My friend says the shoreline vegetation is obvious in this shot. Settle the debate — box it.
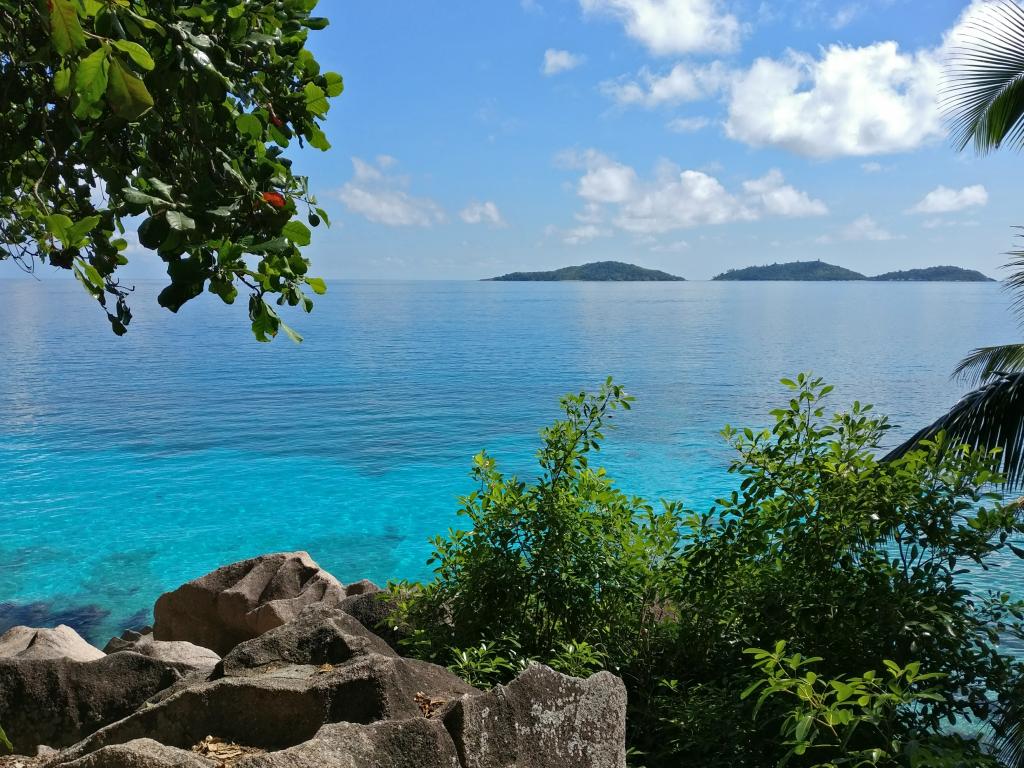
[485,260,995,282]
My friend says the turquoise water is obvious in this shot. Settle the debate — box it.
[0,278,1020,644]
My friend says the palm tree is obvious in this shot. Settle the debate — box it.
[885,5,1024,761]
[884,0,1024,491]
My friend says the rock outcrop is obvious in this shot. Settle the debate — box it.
[0,653,183,753]
[0,625,105,662]
[103,633,220,676]
[152,552,359,656]
[5,554,628,768]
[444,664,627,768]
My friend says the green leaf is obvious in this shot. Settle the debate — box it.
[323,72,344,97]
[65,215,101,245]
[106,56,154,121]
[282,220,312,246]
[235,113,262,139]
[48,0,86,55]
[44,213,73,242]
[281,321,303,343]
[0,721,11,753]
[227,3,246,18]
[112,40,154,71]
[54,67,71,97]
[306,276,327,295]
[303,83,329,117]
[74,47,109,106]
[165,211,196,231]
[137,215,170,248]
[308,126,330,151]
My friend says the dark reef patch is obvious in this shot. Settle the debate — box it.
[0,601,111,640]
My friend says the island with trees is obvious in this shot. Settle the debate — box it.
[713,260,994,281]
[487,261,685,281]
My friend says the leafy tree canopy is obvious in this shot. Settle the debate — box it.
[0,0,341,340]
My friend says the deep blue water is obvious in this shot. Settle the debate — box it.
[0,278,1020,644]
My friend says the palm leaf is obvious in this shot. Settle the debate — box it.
[953,343,1024,382]
[943,0,1024,153]
[882,373,1024,488]
[0,722,10,754]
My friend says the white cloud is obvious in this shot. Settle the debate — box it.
[861,162,884,173]
[522,0,543,11]
[563,224,611,245]
[559,150,827,236]
[649,239,690,252]
[841,215,895,241]
[337,157,445,227]
[601,62,729,107]
[580,0,741,55]
[667,116,712,132]
[742,169,829,217]
[908,184,988,214]
[562,149,640,204]
[543,49,585,75]
[460,201,506,227]
[724,42,943,157]
[830,4,861,29]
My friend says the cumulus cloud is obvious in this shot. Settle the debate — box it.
[460,201,506,226]
[742,169,829,217]
[601,62,729,107]
[580,0,741,55]
[667,116,712,132]
[559,150,827,237]
[543,49,585,75]
[724,41,943,158]
[908,184,988,214]
[841,215,895,241]
[337,157,445,227]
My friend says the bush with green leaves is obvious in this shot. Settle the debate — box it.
[397,375,1024,768]
[655,374,1024,766]
[0,0,340,339]
[390,378,685,692]
[741,642,998,768]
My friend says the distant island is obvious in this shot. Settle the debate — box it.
[713,260,994,282]
[487,261,685,282]
[868,266,995,282]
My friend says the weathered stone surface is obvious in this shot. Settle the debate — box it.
[0,626,104,662]
[336,592,403,651]
[56,740,216,768]
[153,553,351,656]
[0,653,182,754]
[444,664,627,768]
[236,719,460,768]
[59,653,477,761]
[219,605,395,677]
[102,634,220,676]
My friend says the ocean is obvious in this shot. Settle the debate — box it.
[0,277,1019,644]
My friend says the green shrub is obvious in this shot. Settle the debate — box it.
[396,375,1024,767]
[390,378,685,690]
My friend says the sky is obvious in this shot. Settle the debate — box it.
[281,0,1020,280]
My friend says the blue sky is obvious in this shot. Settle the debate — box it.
[283,0,1020,280]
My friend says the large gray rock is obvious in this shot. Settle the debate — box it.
[236,720,461,768]
[59,653,477,761]
[0,625,105,662]
[103,634,220,676]
[153,552,356,656]
[336,591,403,651]
[56,739,216,768]
[0,653,182,754]
[444,664,627,768]
[219,605,395,677]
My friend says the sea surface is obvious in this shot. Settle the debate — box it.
[0,278,1021,644]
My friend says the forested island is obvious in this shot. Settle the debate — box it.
[487,261,685,281]
[713,260,994,281]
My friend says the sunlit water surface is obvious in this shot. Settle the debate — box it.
[1,278,1020,644]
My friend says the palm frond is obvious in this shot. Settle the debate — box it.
[943,0,1024,153]
[953,343,1024,382]
[882,373,1024,489]
[1004,233,1024,325]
